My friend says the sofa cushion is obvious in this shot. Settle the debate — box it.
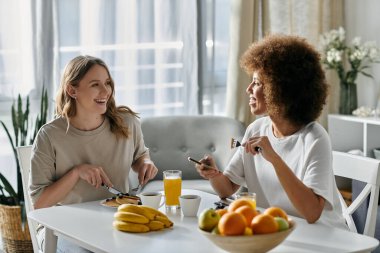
[141,115,245,180]
[129,115,245,196]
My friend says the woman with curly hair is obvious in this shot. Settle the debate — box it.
[30,55,158,251]
[196,34,348,229]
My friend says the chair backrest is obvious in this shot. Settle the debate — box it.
[16,145,40,253]
[136,115,245,183]
[333,151,380,237]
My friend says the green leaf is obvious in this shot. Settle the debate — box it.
[0,173,18,203]
[361,72,374,78]
[0,120,17,159]
[11,104,19,146]
[30,86,49,144]
[1,88,50,205]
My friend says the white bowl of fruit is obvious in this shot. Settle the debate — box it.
[198,198,295,253]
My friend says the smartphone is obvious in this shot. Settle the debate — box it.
[187,157,214,170]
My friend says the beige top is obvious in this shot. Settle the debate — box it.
[29,113,148,205]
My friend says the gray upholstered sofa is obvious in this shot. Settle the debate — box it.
[129,115,245,194]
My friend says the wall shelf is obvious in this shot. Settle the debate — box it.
[328,114,380,193]
[328,114,380,158]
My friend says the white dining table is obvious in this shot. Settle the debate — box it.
[28,189,379,253]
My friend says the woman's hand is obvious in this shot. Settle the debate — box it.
[137,159,158,185]
[244,136,280,164]
[74,164,113,188]
[195,155,221,179]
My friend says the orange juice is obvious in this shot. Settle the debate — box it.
[164,177,182,206]
[163,170,182,208]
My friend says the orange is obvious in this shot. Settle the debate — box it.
[264,206,288,221]
[228,199,255,212]
[250,214,278,234]
[218,212,247,236]
[215,209,228,217]
[235,205,259,225]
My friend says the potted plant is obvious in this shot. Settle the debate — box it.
[320,27,380,115]
[0,87,48,253]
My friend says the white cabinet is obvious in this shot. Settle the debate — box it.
[328,114,380,158]
[328,114,380,196]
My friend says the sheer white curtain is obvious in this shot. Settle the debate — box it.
[226,0,263,126]
[226,0,344,127]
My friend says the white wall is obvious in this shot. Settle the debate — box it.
[345,0,380,108]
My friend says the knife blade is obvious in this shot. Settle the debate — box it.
[102,183,126,195]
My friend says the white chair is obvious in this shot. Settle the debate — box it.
[16,145,41,253]
[333,151,380,237]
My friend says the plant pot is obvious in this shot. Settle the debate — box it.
[0,204,33,253]
[339,81,357,115]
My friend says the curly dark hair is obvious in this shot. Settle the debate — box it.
[240,34,328,126]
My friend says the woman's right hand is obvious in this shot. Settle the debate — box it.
[195,155,221,179]
[74,164,113,188]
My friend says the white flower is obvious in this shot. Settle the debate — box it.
[349,48,365,61]
[327,48,342,63]
[338,27,345,42]
[363,41,380,61]
[353,106,372,117]
[369,47,380,61]
[351,37,361,47]
[320,27,380,81]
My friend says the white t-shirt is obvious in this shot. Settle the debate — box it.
[224,116,348,230]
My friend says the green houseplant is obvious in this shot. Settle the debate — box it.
[0,87,48,252]
[0,87,48,205]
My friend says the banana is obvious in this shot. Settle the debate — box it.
[139,205,168,218]
[117,204,155,220]
[147,220,165,231]
[154,215,173,228]
[113,220,150,233]
[114,211,149,224]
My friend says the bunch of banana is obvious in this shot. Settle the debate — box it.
[113,204,174,233]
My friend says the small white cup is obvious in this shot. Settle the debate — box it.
[179,195,201,217]
[140,192,165,209]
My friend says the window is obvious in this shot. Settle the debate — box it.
[55,0,230,117]
[0,0,230,189]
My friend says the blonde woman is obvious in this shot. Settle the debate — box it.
[29,55,158,251]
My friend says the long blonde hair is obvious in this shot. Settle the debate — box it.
[55,55,138,138]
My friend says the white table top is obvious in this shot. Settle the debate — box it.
[28,189,379,253]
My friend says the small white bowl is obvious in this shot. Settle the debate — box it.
[199,220,295,253]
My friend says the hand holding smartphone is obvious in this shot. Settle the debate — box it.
[187,157,214,170]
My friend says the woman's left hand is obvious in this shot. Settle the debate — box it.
[244,136,280,163]
[137,159,158,185]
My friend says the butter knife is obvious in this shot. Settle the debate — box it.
[101,183,125,195]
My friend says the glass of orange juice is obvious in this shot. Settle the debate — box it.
[235,192,256,210]
[163,170,182,209]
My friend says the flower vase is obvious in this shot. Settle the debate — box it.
[339,81,357,115]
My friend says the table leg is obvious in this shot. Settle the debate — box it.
[44,228,57,253]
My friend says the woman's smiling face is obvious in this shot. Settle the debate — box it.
[246,72,266,115]
[73,64,112,116]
